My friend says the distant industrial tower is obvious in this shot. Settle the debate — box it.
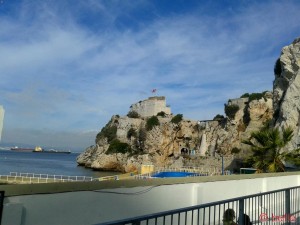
[0,106,4,142]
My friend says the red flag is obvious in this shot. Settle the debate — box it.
[152,89,157,93]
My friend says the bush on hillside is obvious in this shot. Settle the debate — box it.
[146,116,160,131]
[157,111,166,117]
[106,139,132,154]
[241,92,268,102]
[127,111,140,118]
[240,93,250,98]
[171,114,183,124]
[96,121,117,144]
[213,114,225,121]
[231,147,241,154]
[224,104,239,119]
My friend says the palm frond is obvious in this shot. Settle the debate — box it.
[244,127,294,173]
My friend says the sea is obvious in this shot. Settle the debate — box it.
[0,150,119,178]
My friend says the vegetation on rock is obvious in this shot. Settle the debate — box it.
[231,147,241,154]
[240,92,268,102]
[146,116,160,131]
[224,104,239,119]
[171,114,183,124]
[96,121,117,144]
[242,127,296,172]
[137,128,147,150]
[213,114,225,121]
[285,149,300,167]
[157,111,166,117]
[127,111,140,118]
[106,139,132,154]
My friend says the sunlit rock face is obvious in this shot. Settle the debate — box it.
[273,38,300,150]
[77,93,273,172]
[78,38,300,172]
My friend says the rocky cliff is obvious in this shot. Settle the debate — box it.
[77,92,273,172]
[273,38,300,151]
[78,38,300,173]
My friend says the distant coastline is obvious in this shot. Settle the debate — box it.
[10,146,71,154]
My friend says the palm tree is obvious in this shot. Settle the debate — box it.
[242,127,293,172]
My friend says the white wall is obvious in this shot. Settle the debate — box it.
[2,174,300,225]
[130,97,171,117]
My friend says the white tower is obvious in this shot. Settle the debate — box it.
[0,106,4,142]
[199,133,207,156]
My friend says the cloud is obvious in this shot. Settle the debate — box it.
[1,0,300,149]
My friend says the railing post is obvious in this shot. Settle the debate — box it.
[239,199,245,225]
[221,156,224,175]
[285,189,291,225]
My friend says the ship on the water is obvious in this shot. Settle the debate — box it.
[11,146,71,154]
[33,146,71,154]
[10,146,35,152]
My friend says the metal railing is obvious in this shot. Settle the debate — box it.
[0,191,3,224]
[0,172,96,183]
[0,172,138,183]
[10,172,95,181]
[96,186,300,225]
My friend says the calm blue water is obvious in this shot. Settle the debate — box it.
[152,171,200,178]
[0,150,119,178]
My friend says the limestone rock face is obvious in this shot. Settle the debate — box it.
[77,94,273,172]
[77,38,300,172]
[273,38,300,150]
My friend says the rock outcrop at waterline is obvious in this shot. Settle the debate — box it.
[77,93,273,172]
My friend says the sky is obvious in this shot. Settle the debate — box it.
[0,0,300,152]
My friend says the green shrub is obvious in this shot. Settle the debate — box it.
[96,122,117,143]
[127,111,140,118]
[248,93,264,102]
[127,128,137,139]
[240,93,250,98]
[157,111,166,117]
[171,114,183,124]
[231,147,241,154]
[106,139,132,154]
[274,58,281,76]
[146,116,160,131]
[213,114,225,121]
[224,104,239,119]
[241,92,266,102]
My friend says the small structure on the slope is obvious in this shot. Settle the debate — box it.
[129,96,171,117]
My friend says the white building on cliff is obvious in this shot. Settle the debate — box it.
[129,96,171,117]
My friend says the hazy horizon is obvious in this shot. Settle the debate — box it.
[1,0,300,151]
